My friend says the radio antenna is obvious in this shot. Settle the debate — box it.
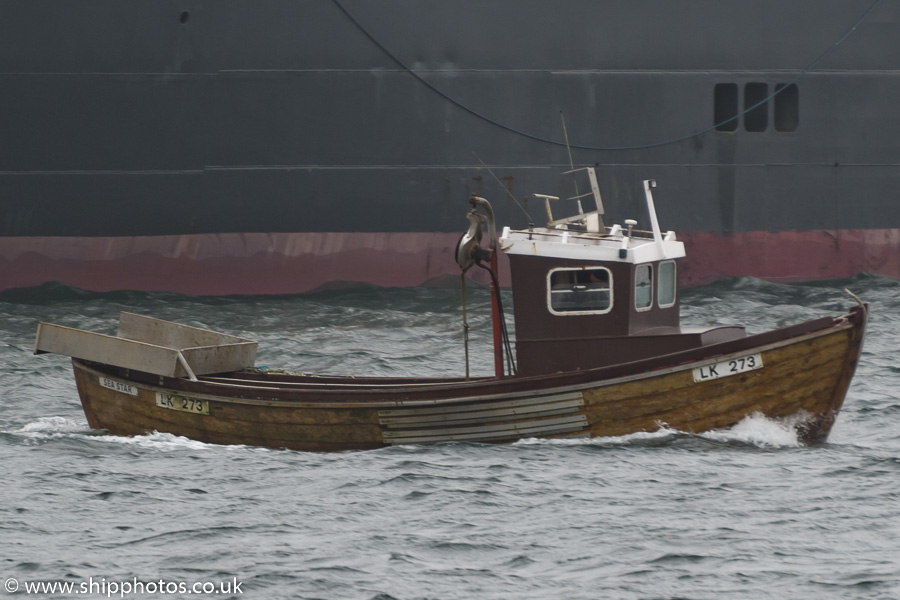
[560,111,584,216]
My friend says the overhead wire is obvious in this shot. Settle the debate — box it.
[331,0,885,151]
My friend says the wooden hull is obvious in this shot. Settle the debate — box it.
[70,306,867,451]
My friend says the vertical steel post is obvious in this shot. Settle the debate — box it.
[490,250,503,377]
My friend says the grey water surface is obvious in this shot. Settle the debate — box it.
[2,276,899,599]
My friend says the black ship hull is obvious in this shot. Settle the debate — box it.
[2,0,898,294]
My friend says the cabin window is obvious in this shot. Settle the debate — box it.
[714,83,739,132]
[774,83,799,132]
[547,267,612,315]
[658,261,676,308]
[744,82,768,132]
[715,82,799,134]
[635,264,653,311]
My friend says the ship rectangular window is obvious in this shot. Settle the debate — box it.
[635,264,653,311]
[744,82,768,132]
[548,268,612,315]
[658,261,676,308]
[774,83,799,132]
[714,83,739,132]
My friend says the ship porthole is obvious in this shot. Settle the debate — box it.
[180,11,190,24]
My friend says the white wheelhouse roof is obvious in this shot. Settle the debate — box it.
[499,227,685,264]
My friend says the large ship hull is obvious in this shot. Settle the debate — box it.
[3,0,899,294]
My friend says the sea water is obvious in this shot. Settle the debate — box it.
[2,276,899,600]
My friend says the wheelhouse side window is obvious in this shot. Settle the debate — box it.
[634,264,653,311]
[658,261,676,308]
[548,268,612,315]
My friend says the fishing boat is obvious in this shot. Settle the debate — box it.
[34,170,868,451]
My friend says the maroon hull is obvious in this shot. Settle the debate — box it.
[3,228,898,295]
[681,229,900,286]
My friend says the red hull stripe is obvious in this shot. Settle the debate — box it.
[2,230,898,295]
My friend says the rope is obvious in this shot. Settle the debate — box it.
[331,0,884,151]
[475,262,517,376]
[461,271,471,381]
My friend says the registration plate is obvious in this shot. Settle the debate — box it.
[692,353,763,383]
[155,392,209,415]
[100,376,138,396]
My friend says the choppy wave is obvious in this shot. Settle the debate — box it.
[3,276,900,599]
[10,416,249,453]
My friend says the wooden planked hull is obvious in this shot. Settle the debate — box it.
[71,305,867,451]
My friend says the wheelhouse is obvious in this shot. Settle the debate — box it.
[499,176,745,376]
